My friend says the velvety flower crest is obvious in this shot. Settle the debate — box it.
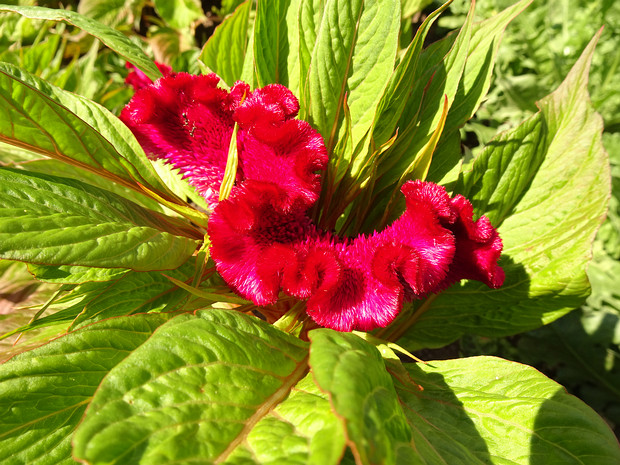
[121,73,326,210]
[121,72,504,332]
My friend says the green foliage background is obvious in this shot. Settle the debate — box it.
[437,0,620,436]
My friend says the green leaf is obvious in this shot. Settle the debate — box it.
[151,159,210,212]
[199,0,251,87]
[216,0,247,17]
[153,0,204,30]
[298,0,325,112]
[309,329,413,465]
[2,257,206,341]
[427,0,533,186]
[0,4,161,80]
[401,0,433,19]
[443,0,532,139]
[0,62,186,207]
[27,264,130,284]
[397,356,620,464]
[359,1,474,231]
[66,267,196,330]
[253,0,301,90]
[370,0,452,148]
[72,309,310,464]
[239,17,256,86]
[384,2,473,173]
[518,304,620,423]
[458,112,548,226]
[7,157,170,214]
[223,373,347,465]
[308,0,400,160]
[0,313,172,465]
[399,32,610,349]
[219,122,240,201]
[0,168,199,271]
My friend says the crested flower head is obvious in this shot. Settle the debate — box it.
[122,72,504,332]
[121,73,327,210]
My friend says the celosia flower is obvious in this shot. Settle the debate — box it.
[121,72,504,332]
[125,62,174,91]
[121,73,326,210]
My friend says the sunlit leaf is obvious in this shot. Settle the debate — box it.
[153,0,204,30]
[199,0,251,86]
[73,310,310,464]
[0,313,172,465]
[309,330,414,465]
[397,356,620,464]
[0,63,184,205]
[0,168,199,271]
[309,0,400,164]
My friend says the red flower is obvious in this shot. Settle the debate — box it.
[121,73,504,332]
[121,73,326,210]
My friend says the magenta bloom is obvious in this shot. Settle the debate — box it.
[121,73,326,210]
[121,72,504,331]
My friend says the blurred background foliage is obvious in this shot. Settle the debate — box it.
[0,0,618,435]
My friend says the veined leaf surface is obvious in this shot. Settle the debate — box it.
[72,310,312,464]
[0,313,172,465]
[0,63,184,204]
[0,169,199,271]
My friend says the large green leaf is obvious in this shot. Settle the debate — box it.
[309,330,414,465]
[308,0,400,159]
[223,373,347,465]
[253,0,301,90]
[0,313,172,465]
[199,0,251,87]
[398,32,609,349]
[72,310,312,464]
[5,157,169,213]
[398,356,620,464]
[0,63,187,206]
[297,0,325,111]
[0,168,199,271]
[0,4,160,80]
